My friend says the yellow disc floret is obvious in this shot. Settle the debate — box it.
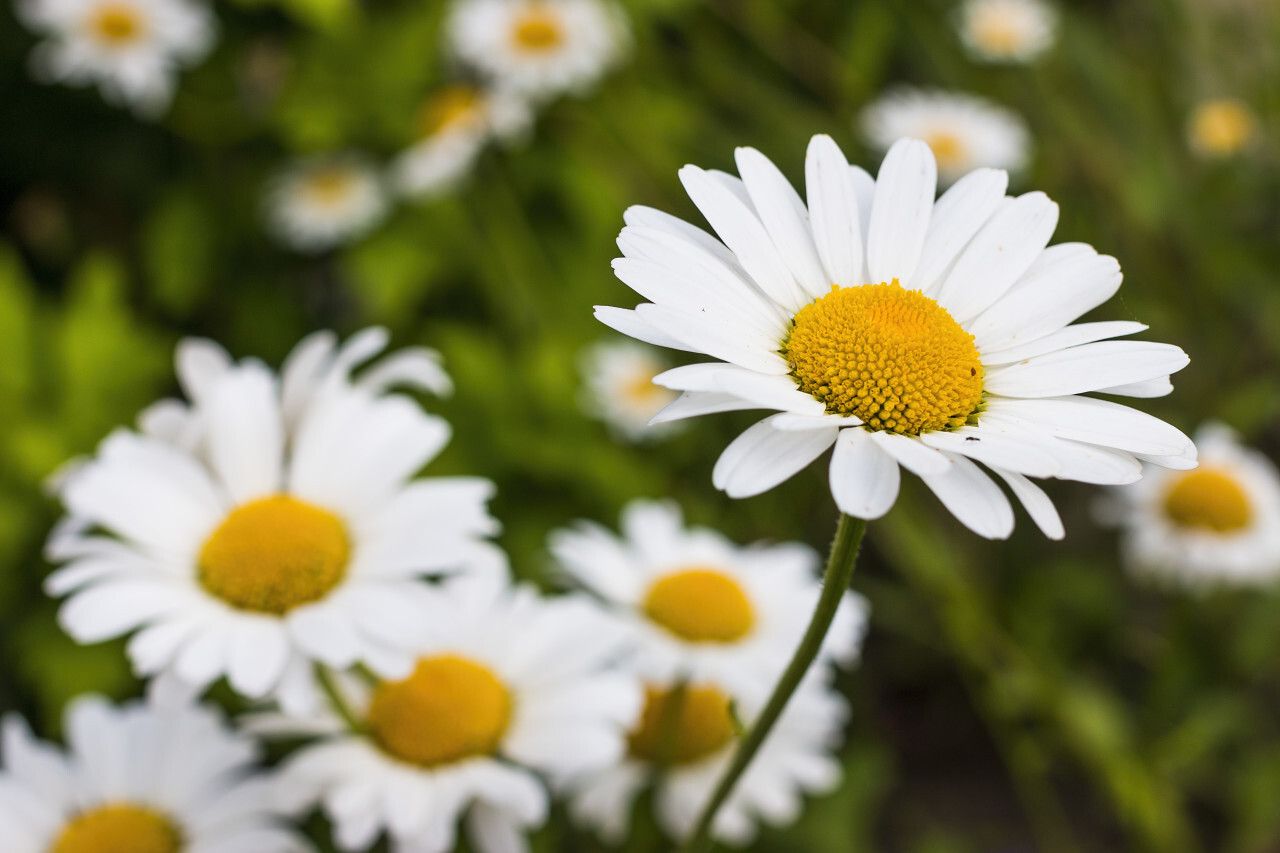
[643,568,754,643]
[199,495,349,614]
[367,655,511,767]
[923,130,968,174]
[52,805,182,853]
[1189,99,1256,158]
[88,3,143,45]
[416,85,483,139]
[784,281,984,435]
[1163,468,1252,532]
[512,6,564,51]
[627,684,736,765]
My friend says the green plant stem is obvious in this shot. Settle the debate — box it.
[315,664,366,734]
[678,513,867,853]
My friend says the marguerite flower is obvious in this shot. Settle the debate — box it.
[956,0,1057,64]
[260,574,641,853]
[266,154,389,253]
[1187,98,1257,158]
[596,135,1195,539]
[17,0,215,115]
[446,0,629,101]
[861,90,1031,184]
[550,498,866,700]
[0,691,304,853]
[46,328,504,712]
[1109,423,1280,586]
[579,340,680,442]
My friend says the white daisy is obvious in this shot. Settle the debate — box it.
[446,0,630,102]
[0,691,304,853]
[579,340,681,442]
[550,498,866,702]
[596,135,1196,540]
[265,154,389,254]
[861,89,1031,184]
[956,0,1057,64]
[1109,423,1280,586]
[1187,98,1257,158]
[17,0,215,115]
[257,574,641,853]
[46,327,504,713]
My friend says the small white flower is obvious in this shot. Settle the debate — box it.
[266,154,390,253]
[0,691,304,853]
[446,0,630,102]
[956,0,1057,64]
[17,0,215,115]
[579,340,681,442]
[47,327,503,713]
[861,89,1031,184]
[1187,98,1257,158]
[1110,423,1280,586]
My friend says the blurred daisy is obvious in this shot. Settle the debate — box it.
[262,575,641,853]
[46,328,503,712]
[550,498,866,701]
[1111,423,1280,586]
[579,340,681,442]
[861,89,1031,184]
[956,0,1057,64]
[1187,98,1256,158]
[17,0,215,115]
[447,0,630,101]
[266,154,389,253]
[596,135,1195,539]
[569,673,847,846]
[0,691,303,853]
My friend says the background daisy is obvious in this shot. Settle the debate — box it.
[265,154,390,253]
[578,340,680,442]
[956,0,1058,64]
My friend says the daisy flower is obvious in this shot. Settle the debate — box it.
[265,154,389,253]
[446,0,630,102]
[550,498,867,701]
[1187,98,1257,158]
[46,327,504,712]
[0,691,304,853]
[596,135,1195,539]
[956,0,1057,64]
[16,0,214,115]
[579,340,681,442]
[861,89,1031,184]
[259,574,641,853]
[1109,423,1280,586]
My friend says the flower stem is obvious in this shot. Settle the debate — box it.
[678,513,868,853]
[314,664,366,735]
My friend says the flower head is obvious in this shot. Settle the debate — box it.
[266,154,389,253]
[579,340,681,442]
[956,0,1057,64]
[1187,98,1257,158]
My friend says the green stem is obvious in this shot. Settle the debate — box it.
[678,513,868,853]
[315,664,366,734]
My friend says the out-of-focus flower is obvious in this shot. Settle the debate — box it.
[46,328,504,713]
[861,88,1031,184]
[0,691,303,853]
[1110,423,1280,586]
[579,340,681,442]
[1187,98,1257,158]
[16,0,215,116]
[956,0,1057,64]
[597,135,1196,539]
[446,0,630,102]
[266,155,389,253]
[550,499,866,700]
[391,84,533,198]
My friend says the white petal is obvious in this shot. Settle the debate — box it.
[918,453,1014,540]
[829,428,900,519]
[633,303,788,375]
[913,168,1008,294]
[867,431,951,475]
[804,135,864,288]
[981,321,1147,366]
[227,618,290,699]
[1098,377,1174,398]
[867,139,937,286]
[983,395,1194,457]
[984,342,1189,398]
[921,428,1061,478]
[736,146,829,299]
[175,337,231,403]
[991,468,1064,539]
[712,415,838,498]
[593,306,697,352]
[649,392,762,424]
[204,364,285,504]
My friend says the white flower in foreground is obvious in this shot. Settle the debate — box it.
[47,327,503,712]
[956,0,1057,64]
[266,154,389,253]
[259,575,641,853]
[861,90,1031,184]
[17,0,214,115]
[1187,98,1257,158]
[0,692,304,853]
[550,499,866,701]
[596,135,1196,540]
[579,340,681,442]
[447,0,630,101]
[1110,423,1280,586]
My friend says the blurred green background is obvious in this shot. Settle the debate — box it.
[3,0,1280,850]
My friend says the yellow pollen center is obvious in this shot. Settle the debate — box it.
[1190,100,1255,157]
[416,86,483,139]
[784,281,984,434]
[512,7,564,51]
[52,805,182,853]
[198,495,349,614]
[923,131,968,172]
[367,655,511,767]
[301,168,359,210]
[88,3,143,45]
[644,568,754,643]
[622,370,668,408]
[971,13,1022,54]
[627,684,736,765]
[1163,468,1252,532]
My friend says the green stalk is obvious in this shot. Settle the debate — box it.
[314,664,366,735]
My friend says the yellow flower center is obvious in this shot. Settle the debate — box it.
[1163,468,1252,533]
[643,568,754,643]
[198,495,349,614]
[1189,99,1255,157]
[784,281,984,434]
[300,168,359,210]
[627,684,736,765]
[512,6,564,51]
[416,85,484,139]
[88,3,143,45]
[923,130,968,173]
[970,12,1023,55]
[622,370,670,409]
[367,655,511,767]
[52,805,182,853]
